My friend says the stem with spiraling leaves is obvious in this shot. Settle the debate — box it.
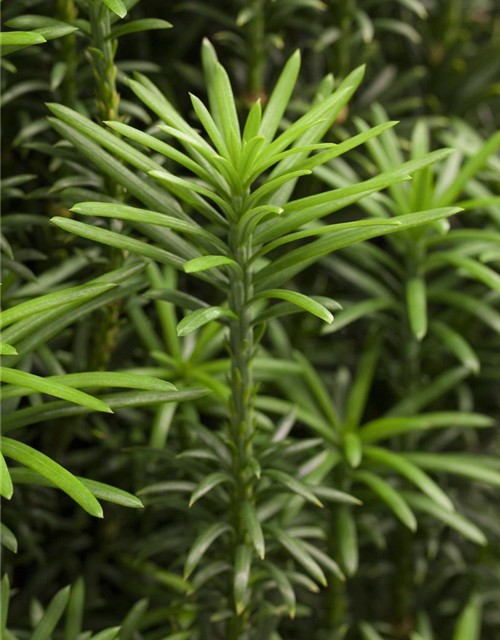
[88,2,120,123]
[247,0,265,98]
[87,2,123,370]
[392,247,426,632]
[226,208,256,639]
[56,0,79,107]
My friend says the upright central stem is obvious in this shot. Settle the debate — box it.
[248,0,265,98]
[393,249,425,632]
[229,238,254,441]
[89,3,120,123]
[227,228,254,639]
[57,0,78,108]
[87,3,123,370]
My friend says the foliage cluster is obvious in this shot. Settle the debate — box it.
[1,1,500,639]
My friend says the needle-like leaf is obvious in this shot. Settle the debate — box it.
[0,452,13,500]
[403,492,487,545]
[189,472,230,507]
[234,545,252,614]
[364,447,454,511]
[177,307,238,336]
[184,523,232,579]
[242,501,265,560]
[250,290,333,324]
[0,283,115,329]
[268,525,327,587]
[265,469,324,507]
[0,367,112,412]
[1,438,103,517]
[355,470,417,531]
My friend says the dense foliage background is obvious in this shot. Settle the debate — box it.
[1,0,500,639]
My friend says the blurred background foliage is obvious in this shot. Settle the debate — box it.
[1,0,500,639]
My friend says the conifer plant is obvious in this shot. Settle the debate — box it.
[45,41,461,636]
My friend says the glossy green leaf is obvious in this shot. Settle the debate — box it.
[100,0,127,19]
[0,342,17,355]
[109,18,172,39]
[255,218,401,259]
[430,320,480,374]
[184,523,232,579]
[64,578,85,640]
[264,76,358,159]
[355,470,417,531]
[1,371,176,401]
[234,545,252,614]
[364,447,454,511]
[91,628,121,640]
[1,438,103,518]
[189,472,230,507]
[406,453,500,489]
[313,486,361,506]
[31,585,71,640]
[0,283,115,329]
[259,49,301,142]
[1,574,9,632]
[0,451,13,500]
[243,99,262,142]
[145,288,209,311]
[137,480,195,496]
[345,336,383,429]
[242,500,265,560]
[321,298,395,335]
[266,563,296,618]
[47,116,199,228]
[104,119,214,185]
[360,411,493,442]
[190,93,229,156]
[427,252,500,295]
[177,307,238,336]
[0,367,112,413]
[119,598,148,640]
[256,173,410,245]
[3,268,146,367]
[51,217,185,270]
[188,560,231,595]
[300,122,399,173]
[268,525,327,586]
[213,63,241,147]
[183,255,238,274]
[260,149,454,244]
[265,469,324,507]
[436,129,500,206]
[2,389,209,434]
[251,289,333,324]
[406,276,427,341]
[428,288,500,335]
[255,207,461,289]
[453,594,482,640]
[148,169,230,215]
[0,31,47,46]
[6,15,68,30]
[294,351,341,434]
[13,467,143,509]
[301,540,345,582]
[403,492,487,545]
[344,432,363,468]
[31,25,78,42]
[1,523,17,553]
[337,506,358,576]
[71,202,223,247]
